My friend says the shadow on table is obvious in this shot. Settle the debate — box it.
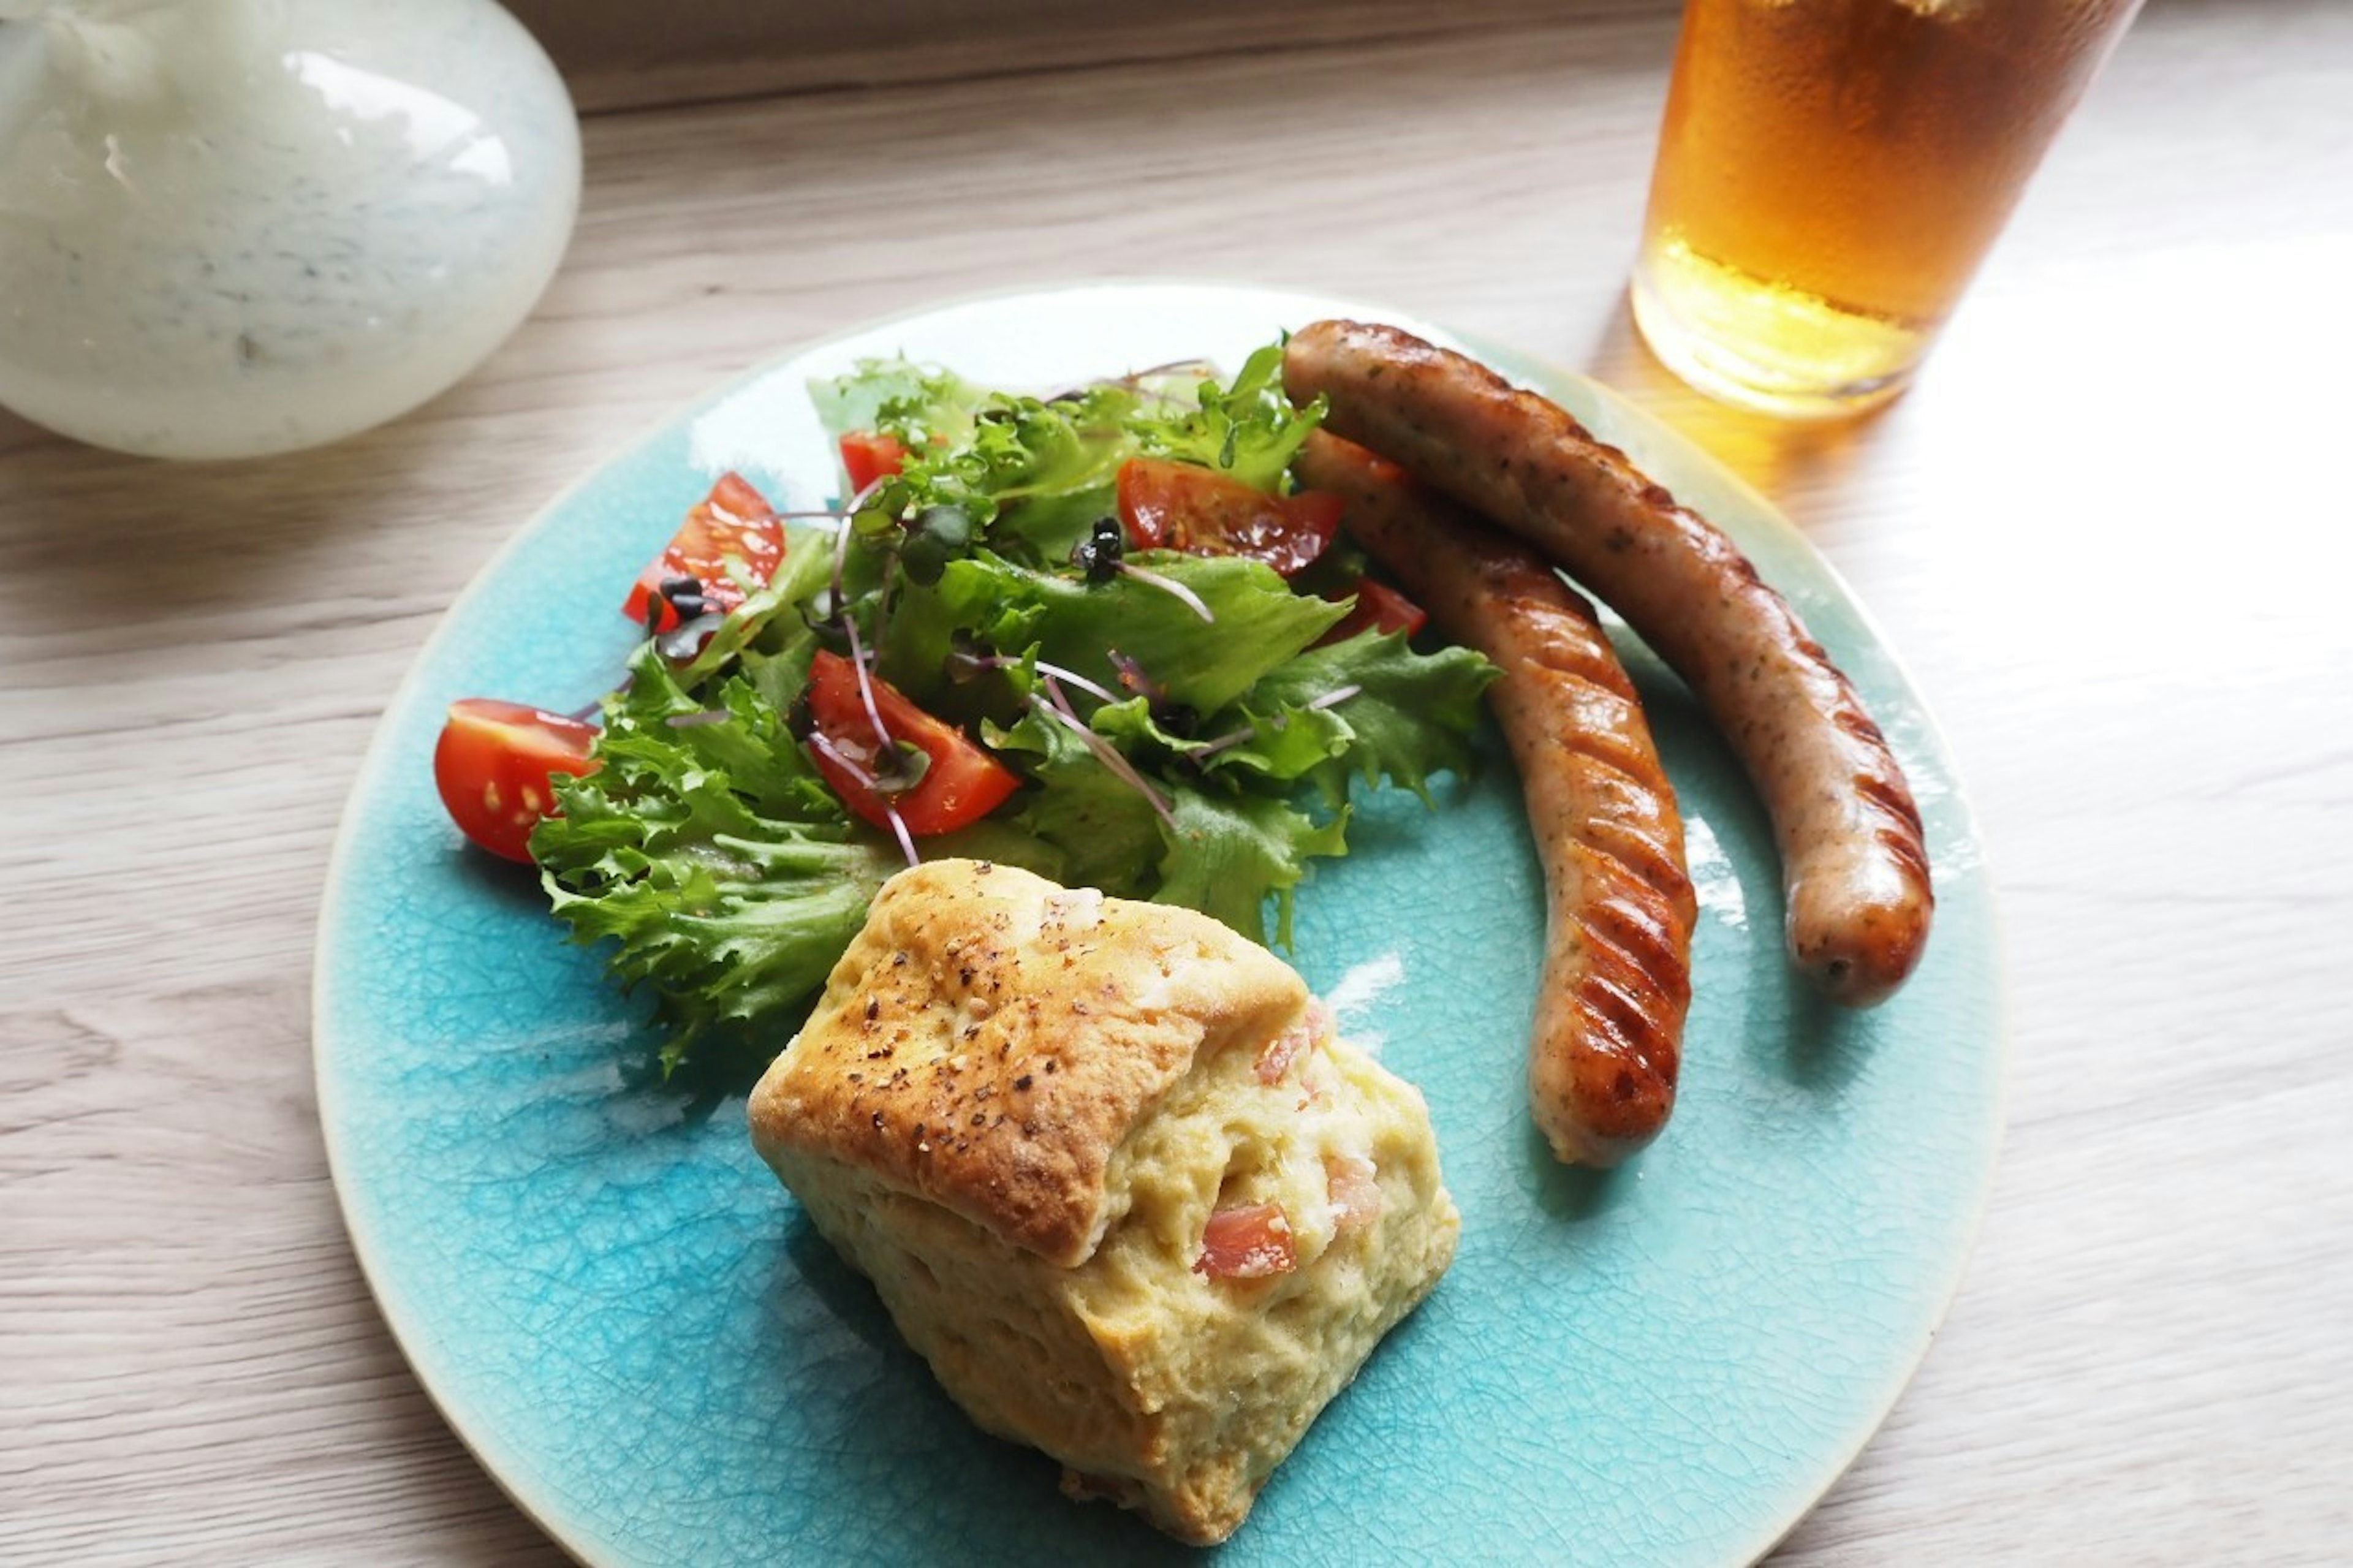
[0,381,487,634]
[1575,295,1890,529]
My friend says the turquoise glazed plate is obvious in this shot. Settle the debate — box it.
[316,282,2001,1566]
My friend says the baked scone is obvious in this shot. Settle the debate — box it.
[748,858,1459,1545]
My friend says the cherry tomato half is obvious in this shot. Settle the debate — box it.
[433,698,602,863]
[1115,456,1343,577]
[621,471,785,635]
[1194,1202,1297,1279]
[1317,578,1430,645]
[838,431,912,494]
[803,651,1020,836]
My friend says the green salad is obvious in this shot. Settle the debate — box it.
[514,344,1496,1079]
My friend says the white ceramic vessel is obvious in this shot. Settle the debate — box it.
[0,0,580,458]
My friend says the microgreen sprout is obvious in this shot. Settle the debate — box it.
[1118,561,1214,622]
[944,629,1002,686]
[1068,516,1214,621]
[1108,650,1161,703]
[804,727,921,868]
[1192,683,1363,761]
[1031,659,1119,706]
[1034,672,1175,828]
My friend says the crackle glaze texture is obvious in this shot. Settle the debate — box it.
[314,283,2001,1567]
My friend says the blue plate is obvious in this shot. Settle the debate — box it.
[316,282,2001,1566]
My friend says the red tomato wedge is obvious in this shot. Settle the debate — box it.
[1115,457,1342,577]
[433,699,602,863]
[1325,1155,1384,1237]
[1255,998,1330,1085]
[621,471,785,635]
[838,431,911,494]
[1194,1202,1297,1279]
[802,651,1020,836]
[1317,578,1429,645]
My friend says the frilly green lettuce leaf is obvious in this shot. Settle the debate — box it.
[1152,782,1349,949]
[1226,627,1499,808]
[537,345,1493,1077]
[1134,341,1327,495]
[890,549,1346,716]
[532,647,896,1076]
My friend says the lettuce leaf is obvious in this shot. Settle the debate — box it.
[1153,782,1349,949]
[532,647,898,1075]
[537,344,1494,1078]
[1224,628,1498,808]
[888,549,1344,716]
[1134,341,1326,495]
[816,362,1157,563]
[987,691,1349,949]
[807,358,987,453]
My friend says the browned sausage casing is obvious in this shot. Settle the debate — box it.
[1297,433,1696,1165]
[1286,320,1932,1007]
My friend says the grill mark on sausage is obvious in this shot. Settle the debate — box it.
[1834,705,1888,747]
[1576,863,1692,991]
[1296,431,1696,1164]
[1582,817,1693,906]
[1855,768,1927,838]
[1286,320,1933,1007]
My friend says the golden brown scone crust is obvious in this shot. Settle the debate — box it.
[749,858,1460,1544]
[748,859,1310,1268]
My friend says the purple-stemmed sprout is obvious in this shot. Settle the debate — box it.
[1031,659,1120,706]
[1034,672,1175,830]
[825,466,903,636]
[943,628,1004,687]
[1108,650,1163,705]
[824,472,945,680]
[1120,561,1214,623]
[839,619,893,770]
[816,482,928,873]
[1191,683,1363,762]
[828,497,858,621]
[819,490,896,757]
[803,726,920,870]
[1114,357,1218,390]
[1071,517,1215,623]
[1042,358,1216,404]
[943,642,1119,708]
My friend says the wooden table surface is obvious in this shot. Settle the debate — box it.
[6,0,2350,1561]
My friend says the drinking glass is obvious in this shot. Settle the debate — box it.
[1631,0,2146,418]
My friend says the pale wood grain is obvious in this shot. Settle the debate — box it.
[6,0,2351,1561]
[506,0,1665,115]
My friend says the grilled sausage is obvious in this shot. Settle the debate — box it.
[1297,433,1696,1165]
[1286,320,1931,1007]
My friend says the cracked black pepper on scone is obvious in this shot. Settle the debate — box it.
[748,858,1459,1545]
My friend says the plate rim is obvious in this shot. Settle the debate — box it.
[313,276,2009,1566]
[1471,325,2013,1567]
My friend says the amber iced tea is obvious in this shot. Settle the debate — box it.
[1632,0,2143,415]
